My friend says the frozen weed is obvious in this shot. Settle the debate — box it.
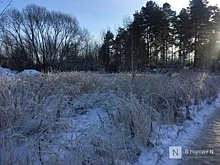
[1,71,220,164]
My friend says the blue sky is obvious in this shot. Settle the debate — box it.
[1,0,219,38]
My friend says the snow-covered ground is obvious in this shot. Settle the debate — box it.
[0,67,18,77]
[139,97,220,165]
[0,67,40,77]
[67,93,220,165]
[48,91,220,165]
[1,67,219,165]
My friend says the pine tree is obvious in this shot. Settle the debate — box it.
[99,30,114,72]
[114,27,127,71]
[174,8,193,65]
[128,11,147,72]
[141,1,163,67]
[160,3,176,66]
[189,0,212,68]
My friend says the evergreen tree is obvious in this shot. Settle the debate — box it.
[206,5,220,70]
[189,0,212,68]
[160,3,176,66]
[128,11,146,72]
[99,30,114,72]
[99,0,220,72]
[140,1,163,67]
[174,8,193,64]
[114,27,127,71]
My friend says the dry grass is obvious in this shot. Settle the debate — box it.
[0,70,220,164]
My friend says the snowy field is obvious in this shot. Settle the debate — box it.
[0,67,220,165]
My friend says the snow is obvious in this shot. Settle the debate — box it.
[19,69,40,76]
[0,67,40,77]
[57,92,220,165]
[1,67,220,164]
[136,96,220,165]
[64,90,220,165]
[0,66,18,77]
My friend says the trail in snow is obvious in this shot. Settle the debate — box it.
[181,108,220,165]
[136,95,220,165]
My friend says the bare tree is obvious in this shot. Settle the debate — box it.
[1,4,89,71]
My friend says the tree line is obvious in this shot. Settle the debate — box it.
[1,0,220,72]
[0,4,100,71]
[99,0,220,72]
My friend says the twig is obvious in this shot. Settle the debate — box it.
[0,0,12,16]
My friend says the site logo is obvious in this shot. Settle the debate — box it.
[169,146,182,159]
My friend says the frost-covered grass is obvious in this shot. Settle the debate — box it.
[0,70,220,164]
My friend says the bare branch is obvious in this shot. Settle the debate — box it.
[0,0,12,16]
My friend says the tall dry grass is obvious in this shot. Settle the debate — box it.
[0,71,219,164]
